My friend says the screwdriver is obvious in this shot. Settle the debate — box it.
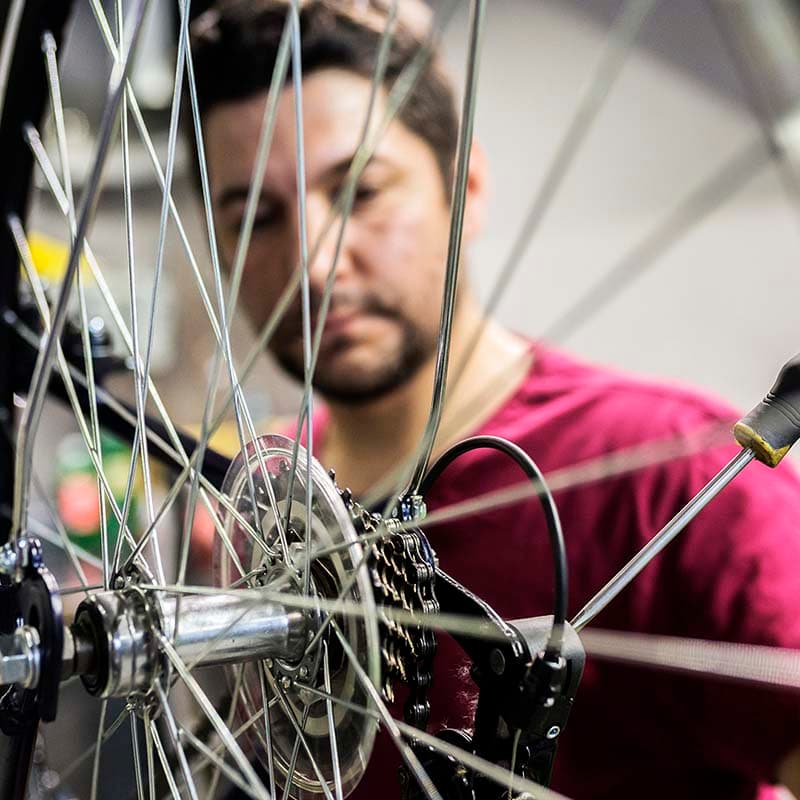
[571,353,800,632]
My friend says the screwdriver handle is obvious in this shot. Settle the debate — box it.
[734,353,800,467]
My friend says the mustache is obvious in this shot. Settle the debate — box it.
[279,289,399,338]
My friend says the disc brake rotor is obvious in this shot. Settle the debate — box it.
[213,435,379,799]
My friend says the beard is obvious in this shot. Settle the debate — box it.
[273,292,438,404]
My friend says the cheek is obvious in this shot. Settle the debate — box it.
[360,199,449,284]
[235,245,291,326]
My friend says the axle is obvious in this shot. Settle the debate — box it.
[3,587,307,699]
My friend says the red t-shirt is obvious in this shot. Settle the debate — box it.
[305,343,800,799]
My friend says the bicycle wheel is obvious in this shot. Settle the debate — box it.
[1,1,799,800]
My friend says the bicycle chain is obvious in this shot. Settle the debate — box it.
[332,473,439,729]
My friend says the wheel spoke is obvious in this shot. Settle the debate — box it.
[58,583,104,596]
[282,0,399,549]
[60,703,128,782]
[185,699,279,786]
[543,138,768,343]
[87,0,226,347]
[405,0,487,497]
[22,125,205,519]
[89,699,108,800]
[10,218,143,565]
[264,666,335,800]
[0,0,25,121]
[156,632,271,800]
[301,542,376,660]
[41,31,74,223]
[130,0,191,588]
[11,301,253,580]
[11,0,151,543]
[581,628,800,691]
[284,0,461,516]
[5,287,254,582]
[121,0,463,581]
[32,472,92,591]
[144,707,157,800]
[130,711,146,800]
[708,1,800,214]
[393,419,734,535]
[295,679,572,800]
[0,406,94,589]
[279,704,310,800]
[205,8,295,570]
[451,0,655,384]
[257,663,278,800]
[43,28,112,586]
[109,0,164,585]
[203,665,247,800]
[181,1,290,576]
[322,641,344,800]
[150,718,183,800]
[329,621,441,800]
[181,724,260,800]
[285,0,316,598]
[155,682,202,800]
[25,514,102,572]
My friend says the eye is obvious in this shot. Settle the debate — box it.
[353,183,378,206]
[235,204,282,233]
[252,209,278,229]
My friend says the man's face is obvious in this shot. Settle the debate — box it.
[204,68,456,402]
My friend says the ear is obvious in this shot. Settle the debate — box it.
[461,137,490,242]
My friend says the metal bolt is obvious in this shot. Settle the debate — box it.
[88,316,106,337]
[0,653,31,685]
[0,544,17,576]
[281,676,292,690]
[489,648,506,676]
[297,686,315,706]
[546,725,560,740]
[265,659,274,669]
[298,666,309,679]
[412,495,427,520]
[0,626,40,688]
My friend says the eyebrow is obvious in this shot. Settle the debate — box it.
[216,154,391,209]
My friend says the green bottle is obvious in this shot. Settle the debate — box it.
[54,430,140,559]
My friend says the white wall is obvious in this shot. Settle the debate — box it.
[444,0,800,418]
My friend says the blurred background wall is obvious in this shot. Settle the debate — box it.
[448,0,800,416]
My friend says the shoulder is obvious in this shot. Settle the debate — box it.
[502,345,800,556]
[502,344,740,466]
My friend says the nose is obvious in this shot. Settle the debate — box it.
[302,192,351,295]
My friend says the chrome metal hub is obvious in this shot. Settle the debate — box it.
[71,583,308,700]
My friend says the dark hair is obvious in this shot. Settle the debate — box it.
[190,0,459,190]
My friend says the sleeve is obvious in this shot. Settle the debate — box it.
[672,442,800,784]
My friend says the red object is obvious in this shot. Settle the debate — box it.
[57,473,101,534]
[307,344,800,800]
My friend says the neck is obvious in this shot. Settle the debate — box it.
[320,295,532,496]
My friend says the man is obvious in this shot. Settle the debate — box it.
[192,2,800,797]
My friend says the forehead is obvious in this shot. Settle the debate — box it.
[204,68,392,195]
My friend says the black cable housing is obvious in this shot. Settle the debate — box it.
[419,435,568,656]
